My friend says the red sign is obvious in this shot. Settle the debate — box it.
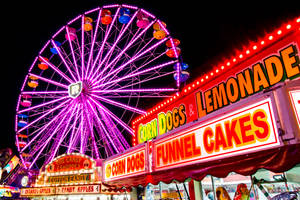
[132,21,300,145]
[20,185,101,197]
[104,146,146,181]
[46,153,94,173]
[20,187,55,196]
[56,184,100,195]
[135,94,198,144]
[153,98,280,171]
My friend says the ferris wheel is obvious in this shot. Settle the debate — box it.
[15,4,189,170]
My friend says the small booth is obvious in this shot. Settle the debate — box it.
[101,17,300,200]
[20,153,131,200]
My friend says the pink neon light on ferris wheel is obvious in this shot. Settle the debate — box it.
[14,4,185,175]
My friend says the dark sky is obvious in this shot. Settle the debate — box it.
[1,0,299,154]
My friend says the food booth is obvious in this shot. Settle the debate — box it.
[20,153,131,200]
[102,17,300,200]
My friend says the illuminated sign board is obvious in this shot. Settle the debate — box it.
[20,187,56,196]
[20,184,101,197]
[135,95,198,143]
[289,90,300,127]
[133,28,300,145]
[46,153,94,173]
[104,147,146,181]
[153,98,280,171]
[56,184,100,195]
[46,173,92,185]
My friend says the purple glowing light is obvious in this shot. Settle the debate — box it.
[15,4,181,173]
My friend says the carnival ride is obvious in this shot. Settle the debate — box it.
[14,4,189,176]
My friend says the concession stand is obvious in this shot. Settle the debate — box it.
[102,17,300,200]
[20,153,131,200]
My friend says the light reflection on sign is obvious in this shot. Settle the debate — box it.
[289,90,300,127]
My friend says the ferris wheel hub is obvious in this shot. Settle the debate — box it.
[68,81,82,98]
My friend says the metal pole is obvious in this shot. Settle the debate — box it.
[183,182,191,200]
[210,176,216,200]
[175,183,183,200]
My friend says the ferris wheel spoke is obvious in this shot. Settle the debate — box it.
[84,106,100,159]
[47,104,79,162]
[93,37,169,86]
[110,71,176,92]
[85,8,102,80]
[93,10,139,79]
[89,19,156,81]
[67,105,82,154]
[93,123,114,157]
[104,51,167,86]
[80,16,86,80]
[86,98,120,153]
[17,98,71,133]
[93,88,177,94]
[29,103,75,169]
[18,96,69,114]
[94,60,176,89]
[89,7,121,78]
[103,44,167,85]
[100,110,129,150]
[20,100,73,152]
[66,26,81,80]
[38,56,73,84]
[50,40,78,82]
[98,108,125,153]
[90,93,146,114]
[28,73,69,89]
[88,96,134,135]
[99,110,126,152]
[24,103,74,161]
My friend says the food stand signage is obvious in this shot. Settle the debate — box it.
[133,39,300,144]
[55,184,100,195]
[136,95,198,143]
[46,173,92,185]
[46,154,94,173]
[289,90,300,127]
[20,187,56,196]
[153,98,280,170]
[21,184,101,197]
[104,147,146,181]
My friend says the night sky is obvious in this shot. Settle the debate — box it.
[1,0,299,155]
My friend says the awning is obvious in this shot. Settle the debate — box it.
[106,143,300,187]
